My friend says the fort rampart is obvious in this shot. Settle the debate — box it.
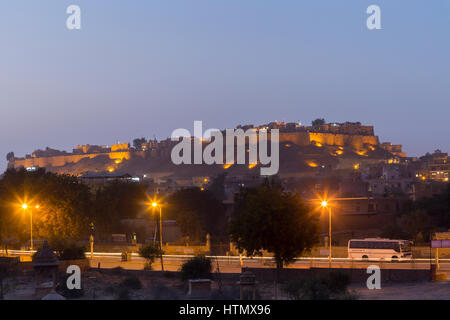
[9,131,381,169]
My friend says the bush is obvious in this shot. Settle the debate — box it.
[49,239,85,260]
[283,279,330,300]
[50,240,86,260]
[58,245,86,261]
[180,256,212,281]
[120,275,142,290]
[139,243,163,269]
[283,271,351,300]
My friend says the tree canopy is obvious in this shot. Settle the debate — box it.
[383,183,450,242]
[0,168,92,243]
[229,180,320,268]
[311,118,326,126]
[165,187,228,242]
[93,180,148,238]
[0,168,150,244]
[132,137,147,150]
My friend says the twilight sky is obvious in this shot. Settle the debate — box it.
[1,0,449,171]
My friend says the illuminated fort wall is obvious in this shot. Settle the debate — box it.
[278,132,379,149]
[9,132,381,170]
[10,151,131,169]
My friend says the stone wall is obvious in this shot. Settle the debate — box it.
[242,267,430,283]
[9,131,381,171]
[10,151,131,169]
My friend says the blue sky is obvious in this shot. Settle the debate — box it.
[1,1,449,171]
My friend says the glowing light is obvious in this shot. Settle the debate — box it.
[108,167,115,173]
[223,163,232,169]
[335,150,344,155]
[306,161,318,168]
[321,201,328,208]
[248,163,257,169]
[356,150,368,156]
[152,202,158,207]
[114,159,122,164]
[35,205,40,209]
[353,164,360,170]
[22,204,28,210]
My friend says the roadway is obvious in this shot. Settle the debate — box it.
[73,253,450,272]
[3,250,450,273]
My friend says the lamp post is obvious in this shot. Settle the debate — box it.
[321,201,332,268]
[152,202,164,271]
[22,204,39,251]
[90,222,95,259]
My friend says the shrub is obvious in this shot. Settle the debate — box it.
[58,245,86,261]
[180,255,212,281]
[283,279,330,300]
[120,275,142,290]
[50,240,86,260]
[283,271,351,300]
[299,280,330,300]
[139,243,163,269]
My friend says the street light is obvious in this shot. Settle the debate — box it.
[21,203,40,251]
[151,202,164,271]
[321,200,332,268]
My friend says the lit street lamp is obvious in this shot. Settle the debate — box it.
[321,200,332,268]
[151,202,164,271]
[22,203,40,251]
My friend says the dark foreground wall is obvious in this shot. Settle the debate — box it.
[242,267,430,283]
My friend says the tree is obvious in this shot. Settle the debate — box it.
[0,168,93,244]
[229,180,320,269]
[166,188,228,242]
[180,256,212,281]
[6,152,14,162]
[400,183,450,237]
[139,243,164,270]
[208,173,227,201]
[398,209,434,242]
[311,118,325,126]
[93,180,148,238]
[132,137,147,150]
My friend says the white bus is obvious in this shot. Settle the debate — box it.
[348,238,412,262]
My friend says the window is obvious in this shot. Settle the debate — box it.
[350,241,400,252]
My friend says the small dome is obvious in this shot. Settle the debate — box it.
[32,241,60,267]
[42,291,66,300]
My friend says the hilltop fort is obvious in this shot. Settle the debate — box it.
[8,121,405,180]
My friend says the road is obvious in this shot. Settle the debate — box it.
[88,253,450,272]
[3,250,450,272]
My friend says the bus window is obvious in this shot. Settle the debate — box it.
[393,243,400,252]
[400,242,411,252]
